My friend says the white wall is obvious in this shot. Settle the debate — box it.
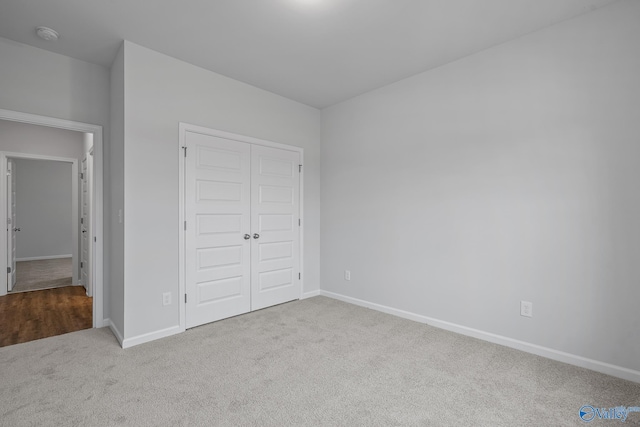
[15,159,73,259]
[321,0,640,374]
[0,37,110,322]
[0,119,85,159]
[109,44,125,339]
[120,42,321,342]
[0,38,110,127]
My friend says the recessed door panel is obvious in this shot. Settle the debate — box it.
[197,180,243,202]
[197,147,242,171]
[197,246,243,270]
[197,214,242,235]
[259,214,294,232]
[259,185,293,204]
[259,157,294,177]
[259,241,293,262]
[198,277,243,304]
[259,268,294,291]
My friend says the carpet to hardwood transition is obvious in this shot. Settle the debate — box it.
[0,286,92,347]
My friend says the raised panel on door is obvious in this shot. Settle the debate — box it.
[185,131,251,328]
[250,145,301,310]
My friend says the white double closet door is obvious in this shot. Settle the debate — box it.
[185,131,301,329]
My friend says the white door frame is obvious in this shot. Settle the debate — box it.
[178,122,304,333]
[6,158,16,291]
[79,151,93,296]
[0,109,105,328]
[2,153,79,286]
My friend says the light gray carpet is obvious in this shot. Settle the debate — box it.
[0,296,638,426]
[11,258,72,293]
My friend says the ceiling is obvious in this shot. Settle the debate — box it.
[0,0,619,108]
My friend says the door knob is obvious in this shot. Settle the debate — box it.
[13,227,20,232]
[244,234,251,240]
[253,233,260,239]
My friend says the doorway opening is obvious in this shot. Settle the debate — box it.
[0,110,104,344]
[6,155,79,295]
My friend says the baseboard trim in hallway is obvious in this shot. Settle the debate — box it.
[16,255,72,262]
[320,290,640,384]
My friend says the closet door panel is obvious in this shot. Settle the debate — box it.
[185,132,251,328]
[250,145,301,310]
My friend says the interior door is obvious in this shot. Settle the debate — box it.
[6,159,17,291]
[80,154,91,296]
[250,145,301,310]
[185,131,252,328]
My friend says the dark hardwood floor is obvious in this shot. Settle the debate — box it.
[0,286,92,347]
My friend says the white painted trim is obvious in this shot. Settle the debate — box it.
[0,109,105,328]
[298,153,305,301]
[104,319,124,347]
[16,254,72,261]
[122,325,182,349]
[301,290,320,299]
[181,123,306,152]
[0,109,97,133]
[178,123,305,333]
[2,153,77,163]
[178,124,186,334]
[320,290,640,384]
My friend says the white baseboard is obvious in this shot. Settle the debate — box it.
[16,254,72,262]
[301,289,321,299]
[122,325,182,349]
[320,290,640,384]
[104,318,124,347]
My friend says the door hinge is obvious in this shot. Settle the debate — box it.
[299,164,302,172]
[185,294,188,303]
[80,217,84,224]
[80,173,84,180]
[184,221,187,231]
[94,236,97,242]
[298,272,301,280]
[182,146,187,157]
[298,218,301,226]
[80,262,84,269]
[7,267,11,274]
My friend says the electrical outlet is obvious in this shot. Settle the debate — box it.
[344,270,351,281]
[520,301,533,318]
[163,292,172,306]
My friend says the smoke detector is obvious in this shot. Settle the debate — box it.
[36,26,59,41]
